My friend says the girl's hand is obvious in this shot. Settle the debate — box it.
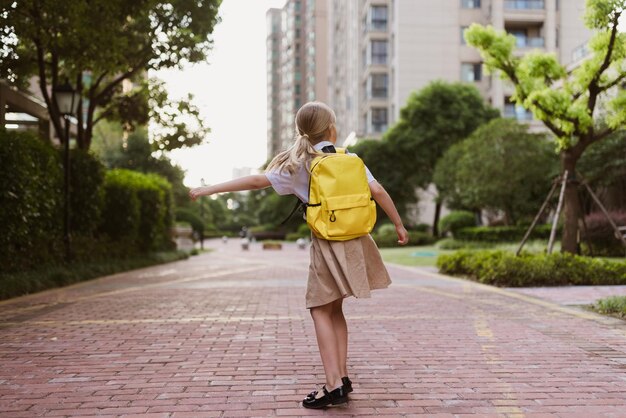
[189,186,210,201]
[396,224,409,245]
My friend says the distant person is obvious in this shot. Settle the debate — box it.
[190,101,408,409]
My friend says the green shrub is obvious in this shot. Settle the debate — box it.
[410,223,430,233]
[0,129,62,271]
[100,169,173,252]
[373,230,436,248]
[437,249,626,287]
[285,223,311,241]
[594,296,626,317]
[439,211,476,237]
[581,211,626,257]
[436,238,495,250]
[454,224,555,243]
[297,223,310,235]
[100,170,141,243]
[68,149,105,237]
[0,250,189,300]
[176,208,205,237]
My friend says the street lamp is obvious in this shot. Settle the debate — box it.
[53,79,79,263]
[200,178,206,250]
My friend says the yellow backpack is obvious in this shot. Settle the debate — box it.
[306,148,377,241]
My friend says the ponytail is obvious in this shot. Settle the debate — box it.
[266,101,336,174]
[266,133,320,175]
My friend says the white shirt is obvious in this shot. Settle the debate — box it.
[265,140,376,203]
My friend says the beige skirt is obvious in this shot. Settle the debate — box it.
[306,234,392,309]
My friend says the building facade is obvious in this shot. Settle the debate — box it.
[266,0,592,223]
[325,0,591,140]
[266,0,329,160]
[266,8,283,160]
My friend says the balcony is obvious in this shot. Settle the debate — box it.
[503,0,546,23]
[515,36,545,48]
[505,0,544,10]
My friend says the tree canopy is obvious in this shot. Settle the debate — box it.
[465,0,626,253]
[434,118,559,224]
[0,0,221,149]
[351,81,499,224]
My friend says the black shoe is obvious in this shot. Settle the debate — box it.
[302,385,348,409]
[305,377,352,401]
[342,376,353,393]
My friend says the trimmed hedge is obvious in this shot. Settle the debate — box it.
[454,224,556,243]
[437,249,626,287]
[100,169,174,252]
[69,149,105,237]
[372,229,436,248]
[0,129,63,271]
[439,211,476,236]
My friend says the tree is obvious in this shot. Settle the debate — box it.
[0,0,221,150]
[465,0,626,253]
[353,81,499,231]
[92,127,189,208]
[434,118,559,224]
[350,138,415,220]
[578,129,626,210]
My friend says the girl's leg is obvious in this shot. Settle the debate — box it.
[309,302,343,393]
[331,298,348,377]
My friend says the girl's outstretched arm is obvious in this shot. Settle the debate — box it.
[189,174,271,200]
[369,180,409,245]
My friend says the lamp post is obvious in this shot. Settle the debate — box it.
[53,79,79,263]
[200,178,206,250]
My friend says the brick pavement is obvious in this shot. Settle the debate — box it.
[1,238,626,417]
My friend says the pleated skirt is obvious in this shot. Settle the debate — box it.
[305,234,392,309]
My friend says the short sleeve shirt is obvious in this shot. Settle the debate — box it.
[265,141,376,203]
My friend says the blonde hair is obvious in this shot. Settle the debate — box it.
[266,101,337,174]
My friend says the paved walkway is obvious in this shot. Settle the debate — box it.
[2,239,626,417]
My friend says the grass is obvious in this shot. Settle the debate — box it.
[379,245,453,267]
[0,250,190,301]
[589,296,626,320]
[379,240,562,268]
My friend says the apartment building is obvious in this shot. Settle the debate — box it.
[266,8,282,160]
[266,0,329,160]
[329,0,590,139]
[266,0,592,223]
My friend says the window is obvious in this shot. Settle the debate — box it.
[508,28,528,47]
[371,108,388,133]
[460,0,481,8]
[295,84,301,94]
[461,63,482,82]
[461,26,468,45]
[371,40,388,65]
[504,97,533,120]
[370,73,389,98]
[370,5,388,31]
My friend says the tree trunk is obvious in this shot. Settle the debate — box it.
[560,151,582,254]
[432,201,442,237]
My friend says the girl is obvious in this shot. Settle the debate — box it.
[189,101,408,409]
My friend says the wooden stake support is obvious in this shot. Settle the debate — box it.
[547,170,568,255]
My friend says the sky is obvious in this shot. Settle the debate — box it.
[157,3,625,188]
[153,0,287,188]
